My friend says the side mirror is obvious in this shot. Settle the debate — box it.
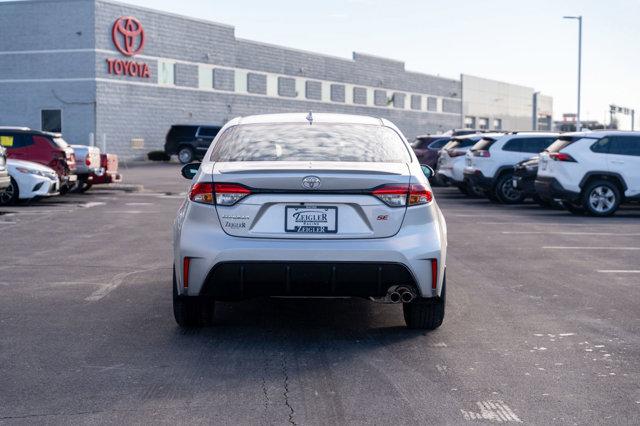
[181,162,200,180]
[420,164,435,179]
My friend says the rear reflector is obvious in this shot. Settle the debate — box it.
[472,150,491,157]
[431,259,438,290]
[183,257,190,288]
[372,184,433,207]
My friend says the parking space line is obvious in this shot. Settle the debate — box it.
[503,231,640,236]
[479,221,638,227]
[543,246,640,250]
[596,270,640,274]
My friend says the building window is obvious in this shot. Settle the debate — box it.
[305,80,322,100]
[374,89,387,106]
[427,97,437,111]
[198,66,212,89]
[392,93,406,108]
[478,117,489,130]
[158,60,175,85]
[247,73,267,94]
[278,77,297,97]
[493,118,503,130]
[41,109,62,133]
[464,116,476,129]
[213,68,235,91]
[410,95,421,110]
[330,84,345,102]
[353,87,367,105]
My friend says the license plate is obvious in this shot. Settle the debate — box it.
[285,206,337,233]
[68,175,78,182]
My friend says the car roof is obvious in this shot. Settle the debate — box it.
[505,132,559,137]
[560,130,640,138]
[415,134,450,139]
[452,132,504,141]
[0,127,51,137]
[231,113,384,126]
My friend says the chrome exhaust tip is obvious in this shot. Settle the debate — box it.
[400,291,415,303]
[389,291,401,303]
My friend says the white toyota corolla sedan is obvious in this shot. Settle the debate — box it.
[173,113,448,329]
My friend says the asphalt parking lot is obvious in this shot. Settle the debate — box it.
[1,163,638,424]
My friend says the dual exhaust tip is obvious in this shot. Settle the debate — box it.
[388,286,415,304]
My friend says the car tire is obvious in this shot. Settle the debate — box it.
[403,276,446,330]
[495,173,525,204]
[172,266,215,327]
[581,180,621,217]
[0,177,19,206]
[457,185,469,195]
[73,178,92,193]
[177,146,195,164]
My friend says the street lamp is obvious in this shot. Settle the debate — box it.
[564,15,583,131]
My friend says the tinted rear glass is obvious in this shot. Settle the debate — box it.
[545,137,584,152]
[428,138,450,149]
[210,123,411,162]
[168,126,197,138]
[471,137,497,151]
[197,126,221,137]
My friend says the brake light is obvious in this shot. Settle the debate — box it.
[473,150,491,157]
[214,183,251,206]
[549,152,576,162]
[189,182,214,204]
[372,184,433,207]
[431,259,438,290]
[85,156,91,166]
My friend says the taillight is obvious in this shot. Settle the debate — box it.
[189,182,214,204]
[448,149,466,157]
[214,183,251,206]
[549,152,576,162]
[372,184,433,207]
[472,150,491,157]
[85,156,91,166]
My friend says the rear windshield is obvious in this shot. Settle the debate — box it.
[52,137,69,149]
[210,123,411,163]
[445,137,481,150]
[471,137,497,151]
[168,126,197,138]
[545,136,586,152]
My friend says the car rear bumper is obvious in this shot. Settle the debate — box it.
[175,207,446,300]
[91,172,122,185]
[534,176,580,202]
[463,169,493,191]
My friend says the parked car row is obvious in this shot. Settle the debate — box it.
[415,130,640,216]
[0,127,121,205]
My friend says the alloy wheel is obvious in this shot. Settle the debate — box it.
[0,181,15,205]
[588,185,616,213]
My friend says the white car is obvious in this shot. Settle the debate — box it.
[437,133,503,195]
[463,132,558,203]
[0,159,60,205]
[173,113,447,329]
[535,131,640,216]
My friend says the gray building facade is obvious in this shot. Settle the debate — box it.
[0,0,464,158]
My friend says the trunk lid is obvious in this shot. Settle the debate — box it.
[211,161,411,239]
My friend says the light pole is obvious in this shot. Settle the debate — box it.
[564,15,582,131]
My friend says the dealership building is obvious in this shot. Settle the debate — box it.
[0,0,553,158]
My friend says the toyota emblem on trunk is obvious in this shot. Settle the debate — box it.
[301,176,321,189]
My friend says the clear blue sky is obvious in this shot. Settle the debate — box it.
[13,0,640,126]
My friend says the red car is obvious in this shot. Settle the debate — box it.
[89,153,122,187]
[411,135,451,169]
[0,128,77,193]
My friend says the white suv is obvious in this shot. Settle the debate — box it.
[535,131,640,216]
[463,132,558,203]
[436,133,503,195]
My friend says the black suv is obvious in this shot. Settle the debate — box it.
[164,125,222,164]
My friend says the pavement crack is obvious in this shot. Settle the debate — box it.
[281,351,296,425]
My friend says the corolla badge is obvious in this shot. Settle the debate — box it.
[301,176,321,190]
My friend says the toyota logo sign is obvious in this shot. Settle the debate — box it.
[301,176,321,190]
[112,16,145,56]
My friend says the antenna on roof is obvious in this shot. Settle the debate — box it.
[306,111,313,125]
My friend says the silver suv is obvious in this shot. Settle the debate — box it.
[173,113,448,329]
